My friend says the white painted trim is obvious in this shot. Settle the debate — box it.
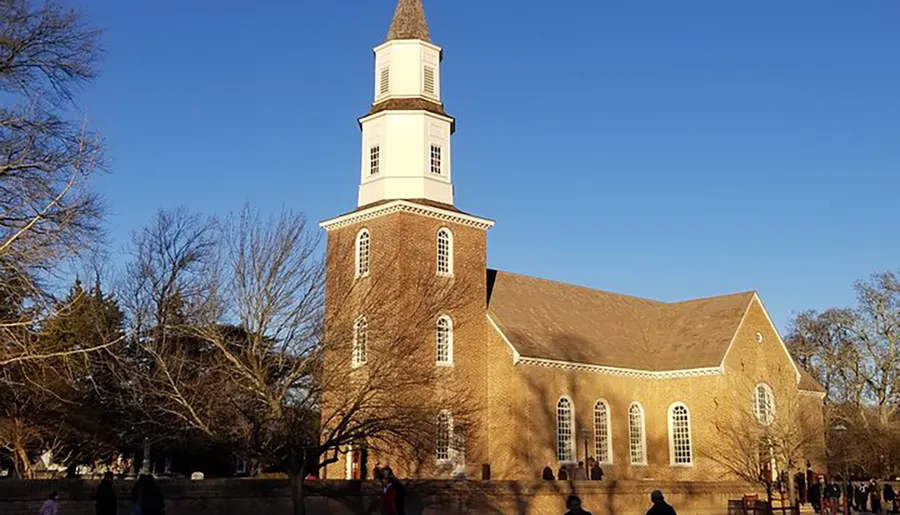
[628,402,648,466]
[799,390,827,399]
[517,356,723,380]
[358,108,455,126]
[374,39,443,54]
[718,295,755,375]
[435,409,453,465]
[667,402,694,467]
[486,314,521,363]
[593,398,613,465]
[320,200,495,232]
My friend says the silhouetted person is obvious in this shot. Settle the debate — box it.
[646,490,676,515]
[557,466,568,481]
[40,492,59,515]
[573,461,587,480]
[373,463,383,481]
[564,495,593,515]
[96,472,117,515]
[542,465,555,480]
[871,480,883,514]
[809,477,822,513]
[135,475,164,515]
[381,469,398,515]
[884,483,896,514]
[590,461,603,481]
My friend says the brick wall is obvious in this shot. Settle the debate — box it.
[0,479,760,515]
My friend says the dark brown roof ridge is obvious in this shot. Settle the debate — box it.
[386,0,431,43]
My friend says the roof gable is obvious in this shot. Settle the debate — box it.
[486,270,754,372]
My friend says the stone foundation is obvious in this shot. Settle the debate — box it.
[0,479,761,514]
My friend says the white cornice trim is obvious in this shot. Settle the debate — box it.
[799,390,827,399]
[516,356,724,380]
[320,200,495,231]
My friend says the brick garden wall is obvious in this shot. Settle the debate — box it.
[0,479,759,515]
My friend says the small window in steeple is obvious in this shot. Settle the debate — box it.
[424,66,436,95]
[430,145,442,175]
[369,146,380,175]
[380,67,390,96]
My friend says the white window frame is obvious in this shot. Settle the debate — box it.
[594,399,613,465]
[556,396,576,464]
[430,145,442,175]
[435,315,453,366]
[755,383,775,426]
[436,228,453,276]
[668,402,693,467]
[628,402,647,466]
[369,145,380,176]
[436,410,453,464]
[352,316,367,368]
[355,229,370,278]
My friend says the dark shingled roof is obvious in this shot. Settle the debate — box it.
[386,0,431,42]
[487,269,756,372]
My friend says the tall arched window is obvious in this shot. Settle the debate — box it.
[436,228,453,276]
[436,410,452,463]
[594,399,612,464]
[355,229,370,278]
[435,315,453,366]
[556,397,575,462]
[668,403,693,466]
[755,383,775,426]
[352,316,367,367]
[628,402,647,465]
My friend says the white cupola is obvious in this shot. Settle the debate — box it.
[357,0,455,208]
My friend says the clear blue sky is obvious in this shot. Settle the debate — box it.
[72,0,899,332]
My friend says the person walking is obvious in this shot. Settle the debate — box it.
[564,495,593,515]
[558,466,568,481]
[381,469,398,515]
[96,472,117,515]
[573,462,588,480]
[646,490,677,515]
[40,492,59,515]
[136,475,164,515]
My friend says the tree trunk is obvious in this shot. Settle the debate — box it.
[290,451,307,515]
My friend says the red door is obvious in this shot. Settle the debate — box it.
[350,450,361,480]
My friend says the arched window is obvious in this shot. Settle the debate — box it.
[668,403,693,466]
[436,228,453,276]
[556,397,575,462]
[435,315,453,366]
[594,399,612,464]
[628,402,647,465]
[436,410,452,462]
[755,383,775,425]
[352,316,367,367]
[355,229,370,278]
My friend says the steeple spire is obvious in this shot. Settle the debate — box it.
[386,0,431,42]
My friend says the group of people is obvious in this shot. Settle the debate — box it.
[563,490,677,515]
[374,464,406,515]
[804,474,899,514]
[543,458,604,481]
[39,472,165,515]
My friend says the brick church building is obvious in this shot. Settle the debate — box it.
[320,0,826,481]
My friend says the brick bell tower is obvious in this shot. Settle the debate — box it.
[319,0,494,479]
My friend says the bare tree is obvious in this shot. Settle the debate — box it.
[0,0,106,367]
[123,205,474,515]
[787,271,900,477]
[703,375,819,507]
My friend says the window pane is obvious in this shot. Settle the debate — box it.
[594,401,610,463]
[557,399,574,462]
[629,404,645,464]
[671,405,691,465]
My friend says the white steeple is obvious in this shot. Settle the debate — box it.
[357,0,455,208]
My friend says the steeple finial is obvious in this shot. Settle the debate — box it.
[386,0,431,43]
